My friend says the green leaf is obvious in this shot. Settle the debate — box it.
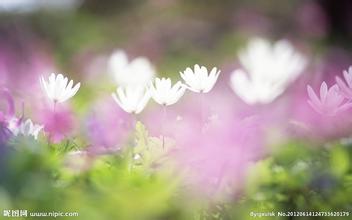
[133,121,175,171]
[330,146,349,177]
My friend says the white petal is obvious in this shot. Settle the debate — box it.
[112,92,129,113]
[136,90,151,114]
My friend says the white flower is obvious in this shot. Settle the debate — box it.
[180,64,220,93]
[40,73,81,103]
[112,85,151,114]
[11,119,43,140]
[149,77,186,106]
[108,50,156,87]
[230,38,307,104]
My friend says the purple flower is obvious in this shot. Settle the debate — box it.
[85,98,132,153]
[307,82,352,116]
[336,66,352,99]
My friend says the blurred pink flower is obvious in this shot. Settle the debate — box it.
[336,66,352,99]
[0,33,55,96]
[143,91,233,143]
[307,82,352,116]
[0,30,57,120]
[144,90,266,199]
[39,105,76,143]
[85,98,132,154]
[172,113,266,199]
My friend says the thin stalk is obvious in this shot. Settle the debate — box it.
[128,112,138,173]
[48,101,57,148]
[200,92,206,129]
[131,112,138,145]
[162,105,167,149]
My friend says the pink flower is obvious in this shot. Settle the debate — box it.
[171,113,266,199]
[39,105,76,143]
[336,66,352,99]
[307,82,352,116]
[0,37,55,97]
[145,91,267,199]
[289,82,352,141]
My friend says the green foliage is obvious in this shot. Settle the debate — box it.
[133,122,175,171]
[1,127,352,219]
[330,145,350,177]
[0,124,187,220]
